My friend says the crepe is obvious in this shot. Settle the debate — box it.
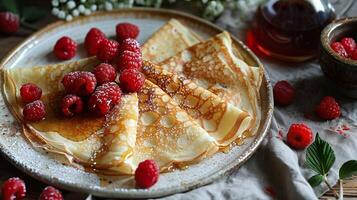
[159,31,261,136]
[91,94,139,175]
[142,19,262,90]
[142,19,201,63]
[131,80,218,170]
[142,61,252,146]
[3,58,103,164]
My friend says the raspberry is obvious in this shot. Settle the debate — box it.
[20,83,42,103]
[330,42,348,58]
[119,69,145,92]
[273,80,295,106]
[120,38,141,55]
[39,186,63,200]
[84,28,106,56]
[116,23,140,42]
[1,177,26,200]
[341,37,356,56]
[287,123,313,149]
[135,160,159,189]
[61,95,84,117]
[53,36,77,60]
[88,82,122,116]
[116,50,142,71]
[62,71,97,96]
[0,12,19,34]
[96,39,119,63]
[316,96,341,120]
[351,49,357,60]
[93,63,117,85]
[23,100,46,122]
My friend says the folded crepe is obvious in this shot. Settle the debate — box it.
[142,61,252,146]
[142,19,201,63]
[157,31,262,137]
[142,19,262,90]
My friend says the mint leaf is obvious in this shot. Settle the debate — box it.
[308,174,324,187]
[306,133,335,176]
[339,160,357,179]
[0,0,18,13]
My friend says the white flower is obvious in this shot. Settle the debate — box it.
[78,5,86,13]
[51,0,59,7]
[90,4,97,11]
[203,0,224,20]
[67,1,76,9]
[80,0,86,3]
[59,0,67,3]
[58,11,66,19]
[66,14,73,21]
[72,9,79,16]
[104,2,113,11]
[84,9,91,15]
[51,8,60,15]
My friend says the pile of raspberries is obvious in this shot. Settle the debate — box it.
[22,22,145,121]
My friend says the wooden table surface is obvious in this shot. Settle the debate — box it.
[0,1,356,200]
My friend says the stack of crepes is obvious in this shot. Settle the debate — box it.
[2,19,262,175]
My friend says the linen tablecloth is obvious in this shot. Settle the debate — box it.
[1,1,356,200]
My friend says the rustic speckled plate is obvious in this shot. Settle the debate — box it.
[0,8,273,199]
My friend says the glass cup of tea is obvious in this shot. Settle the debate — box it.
[247,0,336,62]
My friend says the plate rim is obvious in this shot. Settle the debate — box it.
[0,7,274,198]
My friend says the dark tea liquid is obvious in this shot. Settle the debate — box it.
[247,0,335,62]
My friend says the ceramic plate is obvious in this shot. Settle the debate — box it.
[0,8,273,198]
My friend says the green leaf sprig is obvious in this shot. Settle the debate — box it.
[306,133,357,199]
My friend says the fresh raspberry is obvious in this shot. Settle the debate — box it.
[119,69,145,92]
[273,80,295,106]
[330,42,348,58]
[61,95,84,117]
[351,49,357,60]
[39,186,63,200]
[287,123,313,149]
[61,71,97,96]
[341,37,356,56]
[93,63,117,85]
[23,100,46,122]
[0,12,19,34]
[53,36,77,60]
[316,96,341,120]
[135,160,159,189]
[1,177,26,200]
[88,82,122,116]
[120,38,141,55]
[116,23,140,42]
[116,50,142,71]
[84,28,106,56]
[20,83,42,103]
[96,39,119,63]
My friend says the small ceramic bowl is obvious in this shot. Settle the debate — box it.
[320,17,357,98]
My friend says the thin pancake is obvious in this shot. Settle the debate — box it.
[159,32,261,136]
[142,61,252,146]
[91,94,139,175]
[132,80,218,170]
[3,58,140,174]
[142,19,262,89]
[142,19,201,63]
